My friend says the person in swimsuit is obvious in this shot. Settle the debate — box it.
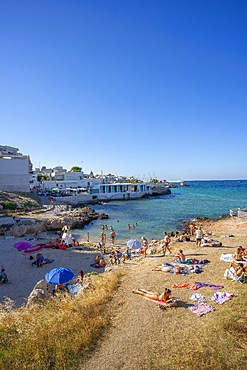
[163,232,172,255]
[141,237,149,257]
[110,230,116,245]
[75,270,84,283]
[195,227,203,247]
[132,287,174,303]
[0,269,8,284]
[175,250,186,263]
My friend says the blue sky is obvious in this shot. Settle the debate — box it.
[1,0,247,180]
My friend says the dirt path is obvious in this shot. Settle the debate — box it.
[81,217,247,370]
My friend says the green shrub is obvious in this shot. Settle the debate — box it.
[2,202,17,210]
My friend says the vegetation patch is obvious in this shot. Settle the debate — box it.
[1,201,17,210]
[0,270,122,370]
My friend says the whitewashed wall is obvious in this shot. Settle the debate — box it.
[0,157,30,192]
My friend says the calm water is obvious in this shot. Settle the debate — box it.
[73,180,247,244]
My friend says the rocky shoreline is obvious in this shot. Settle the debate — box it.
[0,205,108,237]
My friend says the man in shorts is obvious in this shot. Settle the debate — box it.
[163,232,172,256]
[195,226,203,247]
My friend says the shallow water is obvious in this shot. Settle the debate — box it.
[73,180,247,244]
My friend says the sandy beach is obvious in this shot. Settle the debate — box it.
[0,214,247,369]
[1,215,246,308]
[0,232,109,307]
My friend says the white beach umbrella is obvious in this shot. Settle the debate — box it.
[127,239,141,249]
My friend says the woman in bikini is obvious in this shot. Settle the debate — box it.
[132,287,174,303]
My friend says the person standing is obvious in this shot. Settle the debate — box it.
[195,226,204,247]
[141,237,149,257]
[163,232,172,256]
[189,223,195,236]
[110,230,116,245]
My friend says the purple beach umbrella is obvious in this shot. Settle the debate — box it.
[13,241,34,251]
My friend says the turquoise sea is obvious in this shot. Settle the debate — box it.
[74,180,247,244]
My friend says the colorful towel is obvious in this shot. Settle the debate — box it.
[210,292,237,304]
[189,293,206,303]
[195,282,224,290]
[189,303,215,316]
[172,283,199,290]
[144,296,178,307]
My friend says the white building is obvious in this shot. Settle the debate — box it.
[42,171,103,192]
[0,145,31,192]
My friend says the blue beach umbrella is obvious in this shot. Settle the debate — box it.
[127,239,141,249]
[45,267,74,285]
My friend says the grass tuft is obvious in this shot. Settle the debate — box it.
[0,270,123,370]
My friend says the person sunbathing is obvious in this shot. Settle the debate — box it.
[152,265,172,272]
[224,263,245,280]
[95,255,100,265]
[33,253,52,268]
[232,247,243,261]
[75,270,84,283]
[200,238,222,247]
[177,233,190,242]
[132,287,174,303]
[238,246,247,259]
[174,250,186,263]
[99,257,106,267]
[53,284,68,296]
[0,269,8,284]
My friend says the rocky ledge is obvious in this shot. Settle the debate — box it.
[0,205,108,237]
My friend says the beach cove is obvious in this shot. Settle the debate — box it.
[0,214,247,369]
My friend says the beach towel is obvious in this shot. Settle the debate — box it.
[220,253,246,263]
[220,253,234,262]
[171,260,207,269]
[189,303,215,316]
[172,283,199,290]
[210,292,237,304]
[189,293,206,303]
[23,245,44,254]
[144,296,178,307]
[66,282,83,296]
[195,282,224,290]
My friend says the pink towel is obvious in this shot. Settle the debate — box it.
[189,303,215,316]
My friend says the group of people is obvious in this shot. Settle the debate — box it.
[100,225,116,247]
[224,246,247,281]
[53,270,85,296]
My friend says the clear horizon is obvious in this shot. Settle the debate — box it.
[1,1,247,180]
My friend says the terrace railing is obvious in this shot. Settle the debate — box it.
[230,208,247,219]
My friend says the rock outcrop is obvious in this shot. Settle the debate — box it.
[26,279,52,308]
[0,205,108,236]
